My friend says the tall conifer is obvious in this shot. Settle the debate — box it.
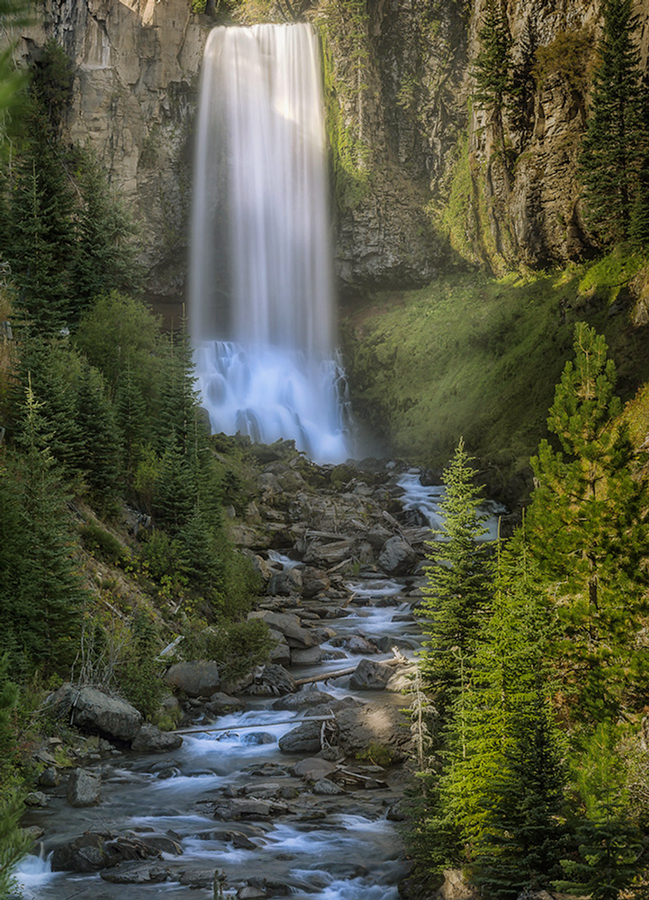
[578,0,648,244]
[418,439,492,718]
[527,323,649,721]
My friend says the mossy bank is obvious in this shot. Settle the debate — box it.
[341,252,649,505]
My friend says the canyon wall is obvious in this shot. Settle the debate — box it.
[16,0,649,300]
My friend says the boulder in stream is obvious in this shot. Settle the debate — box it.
[50,831,164,873]
[349,658,394,690]
[67,768,101,807]
[131,724,183,753]
[377,536,418,576]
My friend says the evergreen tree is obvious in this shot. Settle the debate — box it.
[527,323,649,722]
[578,0,648,244]
[7,120,74,333]
[74,360,121,510]
[472,0,514,169]
[0,378,85,675]
[418,438,492,718]
[443,532,566,898]
[68,147,142,322]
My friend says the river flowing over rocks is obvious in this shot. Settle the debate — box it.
[16,445,501,900]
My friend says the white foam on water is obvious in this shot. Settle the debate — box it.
[397,470,505,541]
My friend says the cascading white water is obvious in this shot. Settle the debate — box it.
[190,24,351,464]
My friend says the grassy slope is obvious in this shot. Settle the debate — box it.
[341,253,649,503]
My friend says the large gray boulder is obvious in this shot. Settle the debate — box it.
[377,536,418,576]
[50,684,143,742]
[50,832,166,873]
[67,768,101,807]
[164,661,221,698]
[349,658,394,691]
[249,611,316,649]
[131,724,183,753]
[278,721,324,754]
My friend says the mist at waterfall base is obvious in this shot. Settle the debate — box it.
[190,24,352,465]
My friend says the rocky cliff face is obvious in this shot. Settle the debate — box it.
[17,0,649,299]
[18,0,211,304]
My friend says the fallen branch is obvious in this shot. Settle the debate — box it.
[293,657,402,687]
[173,714,335,735]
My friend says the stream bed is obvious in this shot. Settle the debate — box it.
[15,465,501,900]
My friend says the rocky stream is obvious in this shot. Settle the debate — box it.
[14,452,502,900]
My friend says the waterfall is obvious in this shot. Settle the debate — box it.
[190,24,351,464]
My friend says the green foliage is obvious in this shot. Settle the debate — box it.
[0,791,33,897]
[0,380,85,677]
[80,522,131,567]
[577,0,649,245]
[471,0,513,116]
[181,616,272,684]
[532,28,594,94]
[117,608,164,720]
[418,438,492,716]
[30,38,74,135]
[0,44,141,333]
[341,252,649,494]
[527,323,649,721]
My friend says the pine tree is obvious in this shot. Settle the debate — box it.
[68,146,142,322]
[472,0,514,170]
[418,438,492,718]
[0,378,85,676]
[527,323,649,722]
[443,532,565,898]
[74,360,121,510]
[578,0,648,244]
[7,124,74,333]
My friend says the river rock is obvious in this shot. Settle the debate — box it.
[335,703,411,761]
[213,798,288,820]
[278,721,324,754]
[349,658,394,691]
[301,566,331,598]
[164,661,221,698]
[101,863,171,883]
[67,768,101,807]
[268,568,303,596]
[131,724,183,753]
[302,538,357,567]
[272,688,336,711]
[49,684,143,742]
[312,778,344,795]
[50,832,163,873]
[38,766,59,787]
[244,664,296,697]
[292,757,337,781]
[377,536,418,576]
[206,692,245,716]
[249,611,316,649]
[290,646,324,666]
[267,630,292,666]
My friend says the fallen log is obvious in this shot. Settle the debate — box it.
[173,714,335,735]
[293,657,402,687]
